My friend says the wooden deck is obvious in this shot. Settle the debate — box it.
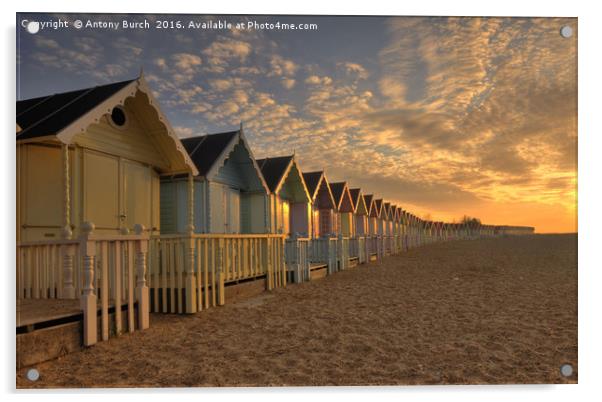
[17,299,82,330]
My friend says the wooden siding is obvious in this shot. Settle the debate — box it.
[18,144,65,241]
[291,202,311,236]
[73,113,168,171]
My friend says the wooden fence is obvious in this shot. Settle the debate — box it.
[309,237,338,274]
[17,222,150,347]
[148,233,287,314]
[285,238,310,283]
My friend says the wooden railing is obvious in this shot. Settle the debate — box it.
[17,240,80,300]
[79,223,150,346]
[285,238,310,283]
[349,236,367,264]
[17,222,151,347]
[148,233,287,314]
[309,237,338,274]
[337,236,350,271]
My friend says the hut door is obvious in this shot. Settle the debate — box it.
[122,159,152,232]
[83,151,120,233]
[227,188,240,234]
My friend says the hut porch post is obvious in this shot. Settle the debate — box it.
[185,173,197,313]
[60,143,76,299]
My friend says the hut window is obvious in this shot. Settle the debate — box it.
[109,106,128,128]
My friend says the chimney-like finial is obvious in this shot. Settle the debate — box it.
[139,66,144,78]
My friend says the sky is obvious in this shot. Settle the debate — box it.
[16,13,577,233]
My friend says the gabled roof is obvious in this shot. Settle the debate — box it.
[329,182,354,212]
[364,194,374,216]
[182,131,238,177]
[302,171,336,209]
[16,75,197,175]
[256,155,310,201]
[256,155,294,193]
[182,128,269,192]
[383,202,391,220]
[302,171,323,200]
[349,188,368,215]
[17,79,136,141]
[373,199,384,218]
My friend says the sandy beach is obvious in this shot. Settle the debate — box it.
[17,234,577,388]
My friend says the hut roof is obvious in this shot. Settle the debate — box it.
[182,130,238,176]
[16,78,136,141]
[16,76,197,175]
[302,171,323,200]
[330,182,354,212]
[364,194,374,215]
[373,199,383,217]
[256,155,294,193]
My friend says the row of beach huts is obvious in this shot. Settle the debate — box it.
[16,75,534,360]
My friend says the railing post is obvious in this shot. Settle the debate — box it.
[60,243,76,299]
[80,221,97,347]
[217,239,225,305]
[184,236,197,313]
[134,224,150,329]
[266,237,273,290]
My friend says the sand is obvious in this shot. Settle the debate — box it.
[16,234,577,387]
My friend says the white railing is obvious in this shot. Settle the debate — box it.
[285,237,310,283]
[309,237,338,274]
[79,223,150,346]
[17,222,151,347]
[17,240,79,300]
[349,236,367,264]
[337,236,350,271]
[149,233,287,314]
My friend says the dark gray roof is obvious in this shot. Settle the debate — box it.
[16,78,136,140]
[181,130,239,176]
[329,182,348,206]
[302,171,323,199]
[256,155,293,193]
[349,188,362,209]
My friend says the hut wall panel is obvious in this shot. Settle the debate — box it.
[73,115,166,170]
[291,202,311,236]
[241,192,267,233]
[159,181,177,234]
[82,151,120,233]
[19,144,64,241]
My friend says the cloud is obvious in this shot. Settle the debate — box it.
[339,62,369,79]
[269,55,298,77]
[202,37,252,71]
[281,78,296,89]
[171,53,202,75]
[305,75,333,86]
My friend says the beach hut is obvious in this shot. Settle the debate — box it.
[329,182,355,237]
[160,128,270,234]
[16,74,198,346]
[302,171,337,238]
[374,199,385,235]
[349,188,369,236]
[364,194,376,235]
[256,155,311,236]
[256,155,312,283]
[17,75,196,241]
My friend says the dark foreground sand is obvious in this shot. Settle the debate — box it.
[17,234,577,387]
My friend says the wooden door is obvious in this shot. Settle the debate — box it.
[122,159,152,232]
[227,188,240,233]
[83,150,120,233]
[20,144,64,241]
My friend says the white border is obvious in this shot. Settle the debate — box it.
[3,1,600,401]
